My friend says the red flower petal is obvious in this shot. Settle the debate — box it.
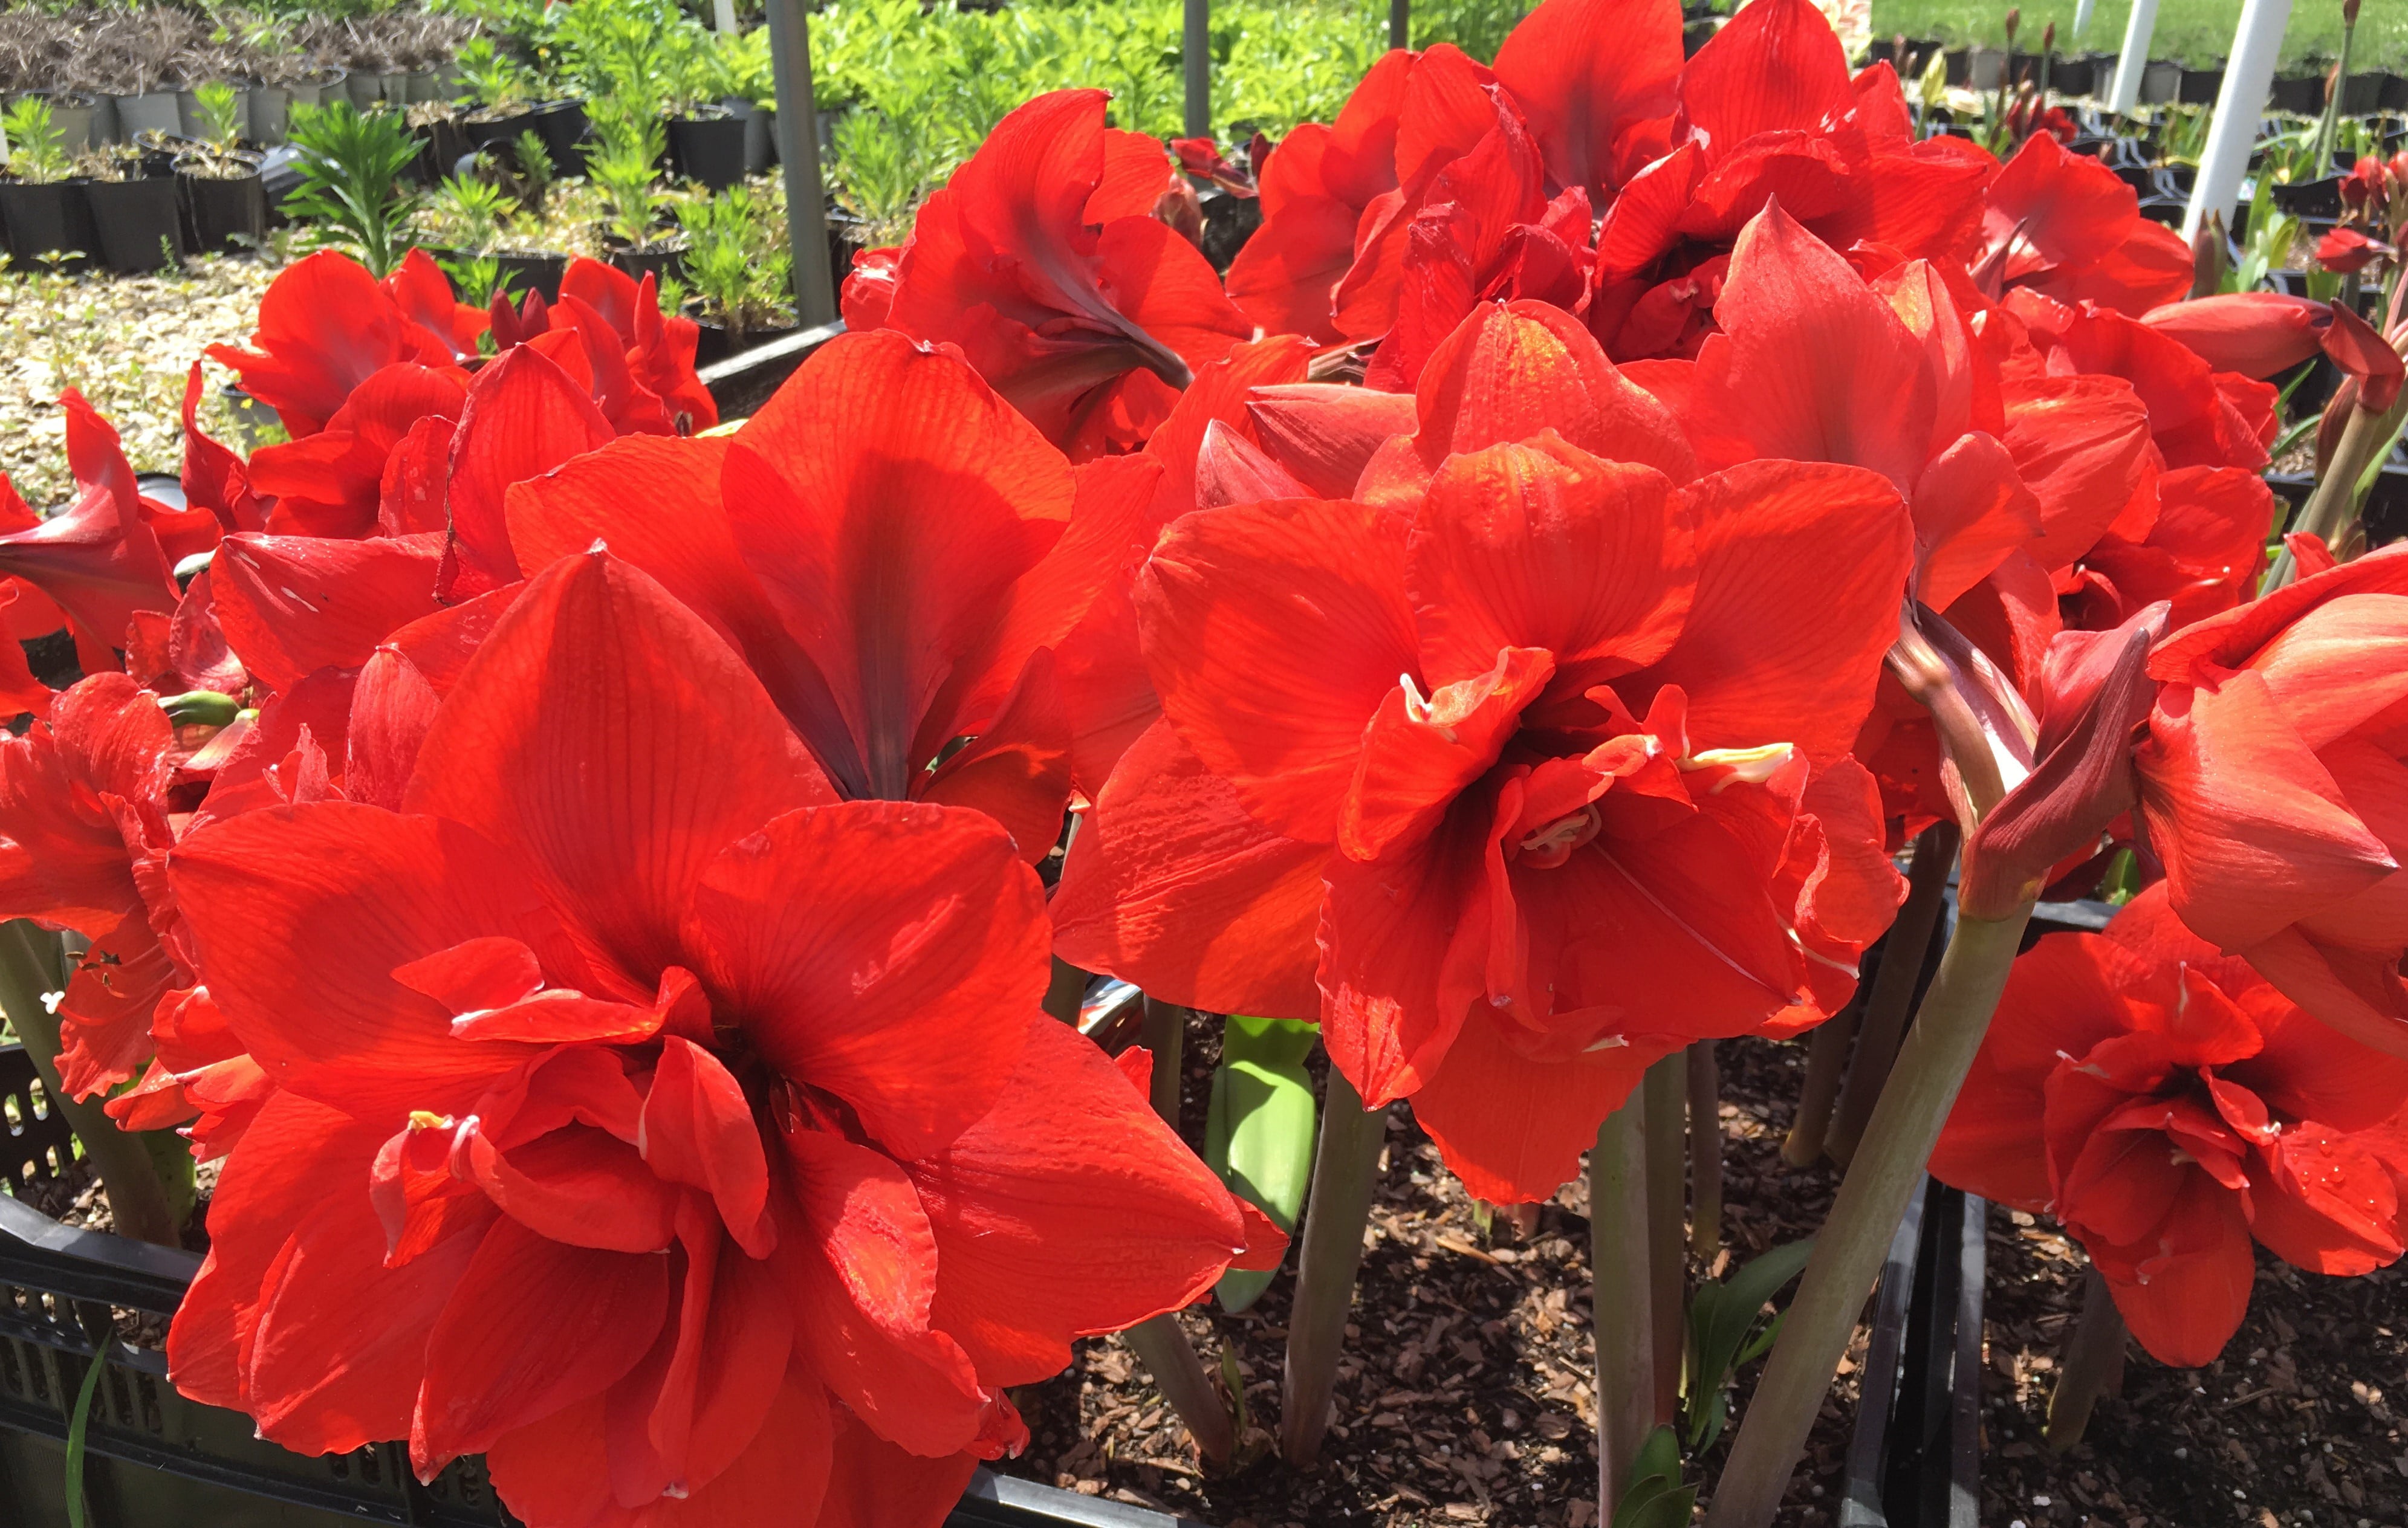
[901,1013,1252,1384]
[402,549,834,984]
[687,800,1045,1162]
[1050,717,1328,1020]
[410,1214,672,1474]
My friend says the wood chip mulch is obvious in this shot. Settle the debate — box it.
[997,1013,2408,1528]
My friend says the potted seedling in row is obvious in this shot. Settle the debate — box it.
[455,37,537,152]
[663,27,745,191]
[678,183,797,363]
[281,98,421,277]
[589,100,681,283]
[80,134,184,273]
[175,80,267,252]
[0,95,92,266]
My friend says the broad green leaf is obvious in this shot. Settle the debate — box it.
[1612,1425,1697,1528]
[1684,1237,1814,1449]
[1206,1015,1319,1312]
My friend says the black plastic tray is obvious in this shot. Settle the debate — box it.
[1840,1177,1987,1528]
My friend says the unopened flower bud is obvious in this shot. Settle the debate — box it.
[161,690,242,729]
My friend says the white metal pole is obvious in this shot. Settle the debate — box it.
[714,0,738,34]
[2108,0,2163,114]
[2073,0,2097,42]
[2181,0,2294,241]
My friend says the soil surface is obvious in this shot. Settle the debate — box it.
[995,1012,2408,1528]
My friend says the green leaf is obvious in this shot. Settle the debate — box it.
[1684,1237,1814,1450]
[1611,1425,1697,1528]
[63,1334,106,1528]
[1204,1014,1319,1312]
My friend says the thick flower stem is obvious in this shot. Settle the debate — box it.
[2044,1266,2128,1453]
[2275,308,2408,585]
[1140,995,1186,1124]
[1590,1093,1655,1518]
[1826,822,1961,1168]
[1124,1317,1235,1465]
[1643,1054,1687,1425]
[1701,903,2034,1528]
[1280,1070,1389,1468]
[1040,956,1090,1023]
[1123,991,1233,1465]
[1781,1010,1855,1167]
[1689,1041,1723,1261]
[0,921,180,1247]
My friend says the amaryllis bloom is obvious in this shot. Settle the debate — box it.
[847,89,1251,458]
[2317,226,2394,277]
[2005,291,2278,474]
[1057,298,1913,1202]
[496,329,1151,858]
[0,675,183,1097]
[2135,543,2408,1058]
[1585,0,1994,361]
[2057,465,2271,634]
[1931,885,2408,1366]
[208,251,480,436]
[1975,132,2193,317]
[0,393,181,661]
[2140,291,2404,413]
[1488,0,1680,206]
[165,549,1275,1526]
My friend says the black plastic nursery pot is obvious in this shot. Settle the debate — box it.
[176,160,267,253]
[461,106,537,156]
[1840,1177,1987,1528]
[692,313,802,367]
[528,100,589,178]
[83,176,186,274]
[667,109,747,192]
[2270,74,2326,115]
[0,179,98,268]
[2178,66,2224,106]
[606,242,685,288]
[492,251,568,302]
[0,1044,1206,1528]
[2270,175,2343,219]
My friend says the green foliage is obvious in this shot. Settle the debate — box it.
[431,170,514,251]
[194,81,247,149]
[281,100,424,278]
[454,36,536,109]
[1866,0,2408,68]
[1,97,71,184]
[586,100,667,250]
[1683,1237,1815,1454]
[1611,1426,1698,1528]
[678,182,793,335]
[1202,1015,1320,1313]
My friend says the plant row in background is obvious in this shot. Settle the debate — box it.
[0,3,2406,1528]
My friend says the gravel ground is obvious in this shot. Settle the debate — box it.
[0,248,282,510]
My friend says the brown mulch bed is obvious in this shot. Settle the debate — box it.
[997,1013,2408,1528]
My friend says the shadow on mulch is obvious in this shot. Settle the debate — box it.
[996,1017,2408,1528]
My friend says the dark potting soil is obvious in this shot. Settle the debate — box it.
[995,1012,2408,1528]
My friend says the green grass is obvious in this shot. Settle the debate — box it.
[1869,0,2408,70]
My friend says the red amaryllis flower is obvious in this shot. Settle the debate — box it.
[0,675,182,1096]
[848,89,1251,458]
[497,329,1149,858]
[1488,0,1681,207]
[1585,0,1994,361]
[2057,465,2272,633]
[2317,226,2394,276]
[1975,132,2194,317]
[164,548,1273,1526]
[207,251,475,436]
[244,364,472,539]
[1057,298,1912,1202]
[2005,290,2278,473]
[1222,49,1414,342]
[2135,542,2408,1058]
[2140,292,2405,415]
[481,263,719,437]
[0,392,184,668]
[1931,884,2408,1366]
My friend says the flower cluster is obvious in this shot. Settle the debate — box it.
[0,0,2403,1519]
